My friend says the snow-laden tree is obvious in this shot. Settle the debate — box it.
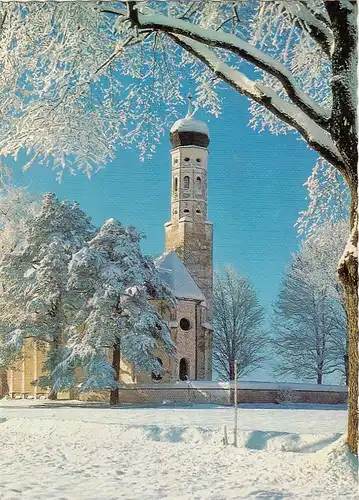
[296,158,349,238]
[54,218,175,404]
[0,0,357,453]
[213,267,265,381]
[272,221,348,384]
[0,193,94,397]
[0,186,41,254]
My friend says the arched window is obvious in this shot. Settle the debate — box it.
[179,358,189,381]
[174,177,178,192]
[183,176,190,190]
[151,358,163,382]
[196,176,202,192]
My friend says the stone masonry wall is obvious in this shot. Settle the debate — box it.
[165,219,213,380]
[117,387,347,406]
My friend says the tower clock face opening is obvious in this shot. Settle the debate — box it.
[180,318,191,331]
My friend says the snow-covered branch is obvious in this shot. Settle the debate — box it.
[289,1,333,56]
[125,6,331,129]
[168,34,345,174]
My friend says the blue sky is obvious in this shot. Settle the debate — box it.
[9,86,318,379]
[10,85,317,310]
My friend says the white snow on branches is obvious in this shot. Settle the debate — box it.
[0,0,343,176]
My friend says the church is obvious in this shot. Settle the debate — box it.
[4,105,213,397]
[144,104,214,383]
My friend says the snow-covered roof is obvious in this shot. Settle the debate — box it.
[170,117,209,136]
[155,250,206,303]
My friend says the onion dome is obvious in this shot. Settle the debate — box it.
[170,95,210,148]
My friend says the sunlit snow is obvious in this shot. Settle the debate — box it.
[0,400,356,499]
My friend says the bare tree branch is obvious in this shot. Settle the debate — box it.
[213,267,265,381]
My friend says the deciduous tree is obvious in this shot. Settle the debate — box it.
[213,267,265,381]
[272,221,348,384]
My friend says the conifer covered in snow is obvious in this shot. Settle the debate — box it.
[55,218,175,403]
[0,193,94,394]
[0,195,174,400]
[0,186,41,254]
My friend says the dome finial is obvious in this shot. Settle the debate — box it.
[186,93,194,118]
[170,94,210,148]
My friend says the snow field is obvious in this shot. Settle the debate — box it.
[0,401,357,499]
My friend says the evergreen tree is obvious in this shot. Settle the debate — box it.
[0,193,94,397]
[55,218,175,404]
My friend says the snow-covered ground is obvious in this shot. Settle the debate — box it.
[0,400,357,499]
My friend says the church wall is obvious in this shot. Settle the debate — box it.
[7,339,48,397]
[165,220,213,317]
[165,219,213,380]
[174,299,198,380]
[182,220,213,320]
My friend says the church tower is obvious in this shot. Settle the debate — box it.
[164,98,213,379]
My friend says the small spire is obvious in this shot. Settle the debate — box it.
[185,93,194,118]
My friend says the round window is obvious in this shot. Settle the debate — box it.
[180,318,191,331]
[184,157,190,162]
[196,158,201,163]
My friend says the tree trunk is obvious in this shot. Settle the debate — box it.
[0,371,9,397]
[110,342,121,405]
[229,360,235,381]
[325,1,358,456]
[338,187,358,456]
[317,372,322,385]
[48,336,59,400]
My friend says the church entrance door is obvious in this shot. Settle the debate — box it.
[179,358,189,381]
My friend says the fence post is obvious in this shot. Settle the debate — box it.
[233,360,238,447]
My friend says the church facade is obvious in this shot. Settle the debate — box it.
[3,109,213,397]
